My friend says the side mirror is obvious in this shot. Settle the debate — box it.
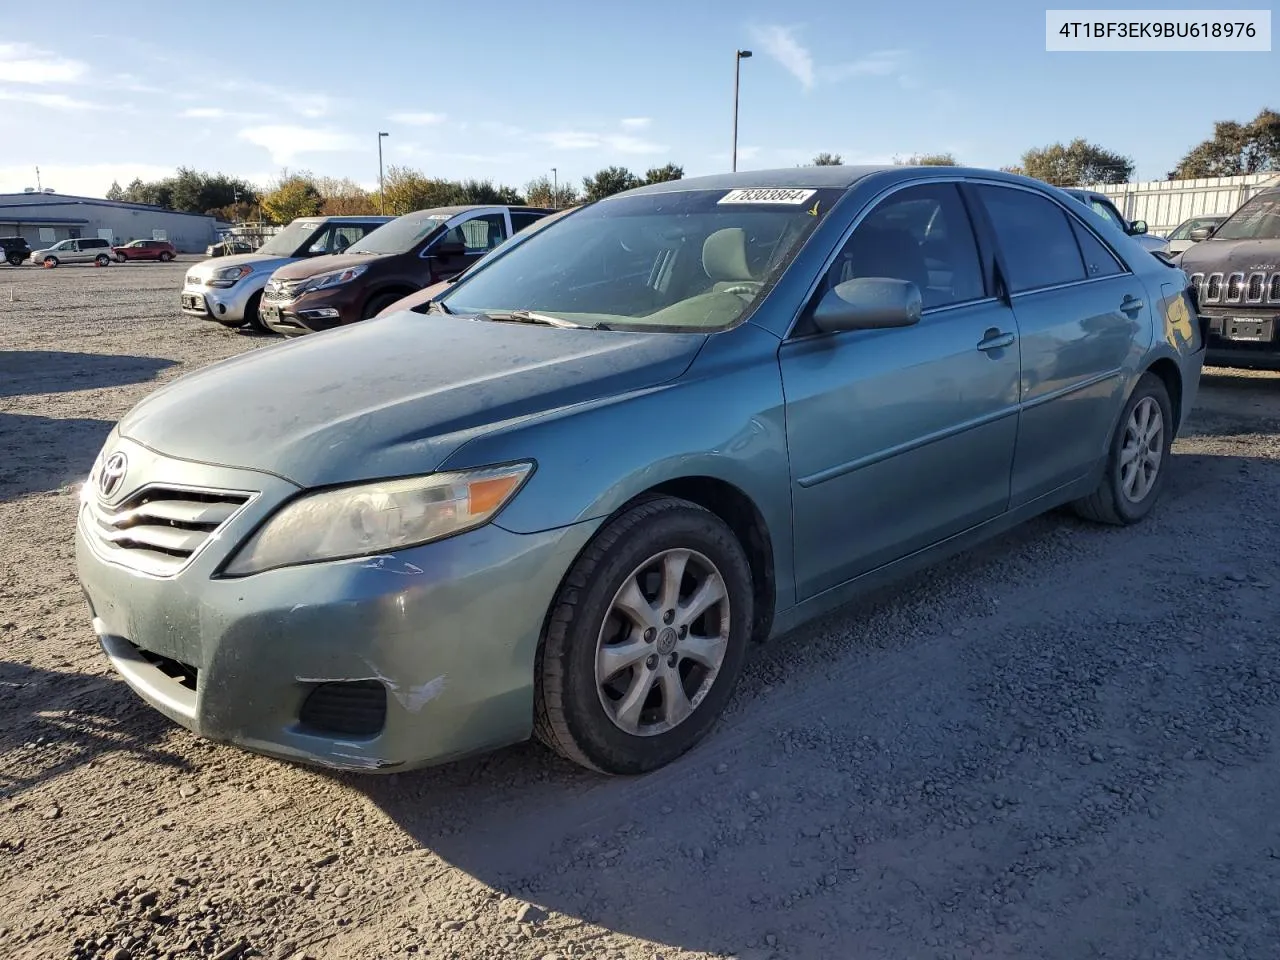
[1188,226,1214,242]
[433,241,466,258]
[811,277,923,333]
[1128,219,1149,236]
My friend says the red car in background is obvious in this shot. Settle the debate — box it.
[112,239,177,263]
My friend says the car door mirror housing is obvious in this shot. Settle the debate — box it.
[433,241,467,257]
[1128,219,1149,236]
[811,277,923,333]
[1188,226,1213,242]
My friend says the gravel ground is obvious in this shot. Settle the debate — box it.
[3,260,1280,960]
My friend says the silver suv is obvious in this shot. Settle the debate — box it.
[180,215,392,329]
[29,236,114,267]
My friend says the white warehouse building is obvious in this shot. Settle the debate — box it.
[0,190,219,253]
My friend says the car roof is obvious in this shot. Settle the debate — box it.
[624,165,892,197]
[306,215,395,223]
[401,204,555,218]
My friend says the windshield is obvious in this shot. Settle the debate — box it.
[440,188,843,332]
[257,220,325,257]
[349,213,450,255]
[1213,193,1280,241]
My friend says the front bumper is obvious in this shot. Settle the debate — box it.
[74,437,597,772]
[262,286,359,337]
[180,275,266,325]
[1201,311,1280,370]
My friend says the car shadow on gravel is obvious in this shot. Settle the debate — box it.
[0,414,114,499]
[0,350,176,398]
[0,662,191,798]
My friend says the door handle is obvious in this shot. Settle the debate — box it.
[1120,295,1144,314]
[977,329,1016,352]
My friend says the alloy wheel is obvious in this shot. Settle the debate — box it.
[1119,396,1164,503]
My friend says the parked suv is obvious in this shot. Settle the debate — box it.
[30,236,114,267]
[260,205,553,336]
[0,236,30,266]
[180,215,393,329]
[114,239,177,263]
[1063,189,1168,254]
[1179,185,1280,369]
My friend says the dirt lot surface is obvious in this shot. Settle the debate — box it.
[4,261,1280,960]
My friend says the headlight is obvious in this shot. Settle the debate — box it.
[207,265,253,288]
[222,463,533,576]
[300,264,368,293]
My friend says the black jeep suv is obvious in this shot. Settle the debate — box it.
[1,237,31,267]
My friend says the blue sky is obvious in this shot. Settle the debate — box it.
[0,1,1275,198]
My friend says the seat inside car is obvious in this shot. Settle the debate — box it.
[702,228,759,295]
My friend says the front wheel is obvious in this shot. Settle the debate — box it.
[534,496,754,775]
[241,290,266,332]
[115,254,127,263]
[1074,372,1174,525]
[43,256,59,268]
[361,292,403,320]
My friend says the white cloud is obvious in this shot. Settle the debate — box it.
[215,79,332,118]
[0,89,103,111]
[748,24,815,89]
[821,50,907,82]
[0,43,88,85]
[238,125,361,164]
[0,163,178,198]
[388,111,446,126]
[620,117,651,130]
[180,106,268,121]
[539,130,667,154]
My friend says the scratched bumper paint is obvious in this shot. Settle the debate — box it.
[75,444,600,773]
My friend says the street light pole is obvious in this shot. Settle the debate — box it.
[551,167,558,210]
[732,49,752,173]
[377,131,389,213]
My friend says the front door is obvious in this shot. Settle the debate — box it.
[971,184,1142,506]
[780,182,1021,601]
[429,213,508,281]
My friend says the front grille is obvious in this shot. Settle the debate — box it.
[1191,271,1280,307]
[85,485,252,577]
[130,640,199,692]
[299,681,387,737]
[263,280,301,303]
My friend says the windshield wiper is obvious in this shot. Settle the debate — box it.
[481,310,605,330]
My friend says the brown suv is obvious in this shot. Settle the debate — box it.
[260,204,553,336]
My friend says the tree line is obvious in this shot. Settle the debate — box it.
[103,107,1278,222]
[104,162,687,224]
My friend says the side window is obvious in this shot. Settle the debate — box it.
[457,214,508,253]
[1069,218,1125,278]
[331,226,364,253]
[826,183,985,310]
[306,226,338,255]
[976,186,1087,292]
[510,212,545,234]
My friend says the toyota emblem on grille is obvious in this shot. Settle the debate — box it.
[98,451,128,499]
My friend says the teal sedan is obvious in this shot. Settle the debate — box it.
[75,166,1205,775]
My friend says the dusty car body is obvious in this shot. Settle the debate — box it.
[77,166,1205,776]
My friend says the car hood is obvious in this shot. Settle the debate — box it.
[117,312,706,488]
[185,252,295,278]
[271,252,374,281]
[1178,237,1280,274]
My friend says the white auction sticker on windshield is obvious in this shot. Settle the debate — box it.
[718,188,817,205]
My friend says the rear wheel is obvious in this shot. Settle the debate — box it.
[6,253,22,267]
[95,254,111,267]
[534,496,753,774]
[1074,372,1174,525]
[159,251,173,263]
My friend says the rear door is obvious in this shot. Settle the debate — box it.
[971,183,1145,506]
[780,181,1021,600]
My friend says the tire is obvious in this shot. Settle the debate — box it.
[95,254,111,267]
[6,254,22,267]
[159,252,173,263]
[1074,372,1174,526]
[361,292,404,321]
[43,256,59,268]
[534,495,754,775]
[240,291,266,332]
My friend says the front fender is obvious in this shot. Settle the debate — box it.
[438,322,797,610]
